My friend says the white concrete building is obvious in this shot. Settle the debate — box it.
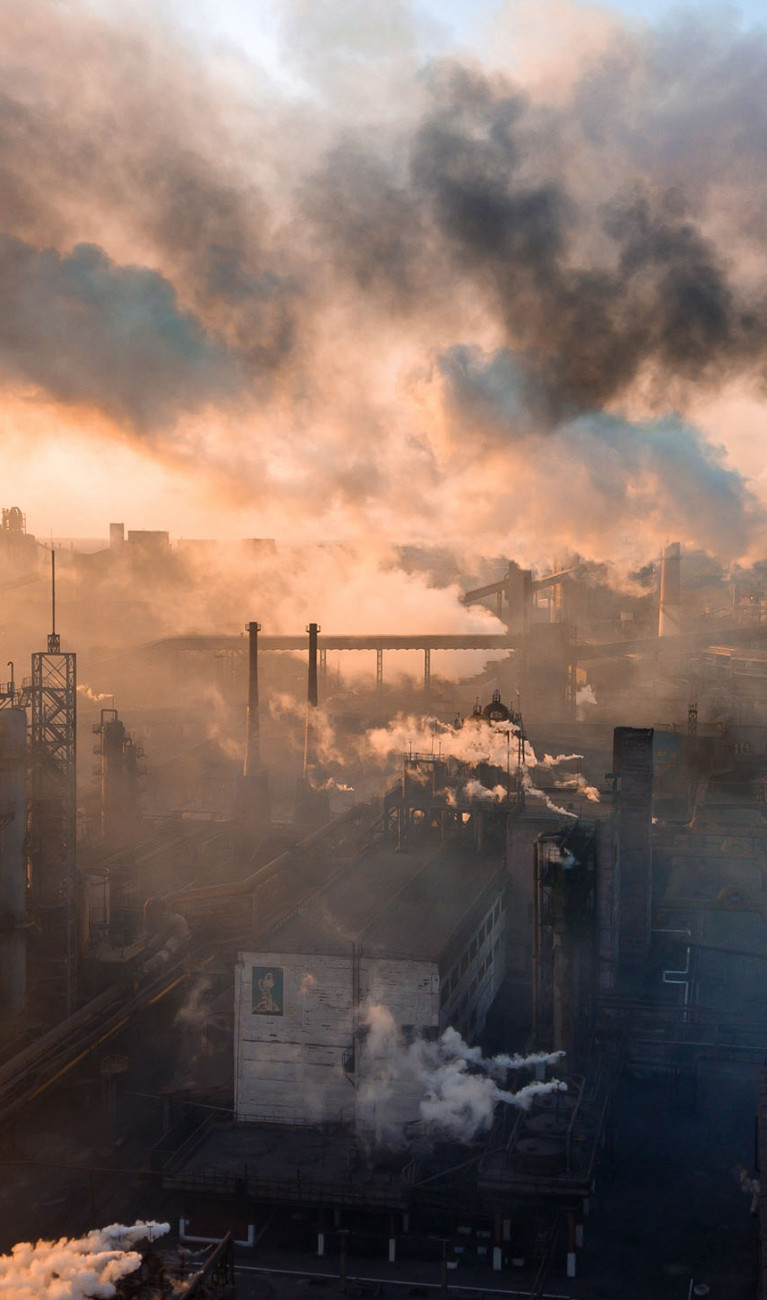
[235,840,507,1131]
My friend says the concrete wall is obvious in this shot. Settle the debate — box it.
[235,950,439,1128]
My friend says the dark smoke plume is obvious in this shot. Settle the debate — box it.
[0,236,236,427]
[2,0,767,563]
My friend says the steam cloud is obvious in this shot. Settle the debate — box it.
[0,1221,170,1299]
[3,0,767,565]
[358,1005,566,1145]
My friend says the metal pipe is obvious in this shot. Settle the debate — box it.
[244,621,261,777]
[303,622,320,780]
[307,622,319,709]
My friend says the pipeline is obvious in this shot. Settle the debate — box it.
[0,922,192,1123]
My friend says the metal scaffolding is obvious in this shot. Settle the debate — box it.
[28,628,77,1017]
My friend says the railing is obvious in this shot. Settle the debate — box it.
[182,1231,235,1297]
[163,1165,413,1208]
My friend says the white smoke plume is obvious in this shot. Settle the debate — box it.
[357,1004,566,1146]
[363,714,587,778]
[175,975,212,1030]
[272,704,599,810]
[318,777,355,793]
[0,1222,170,1300]
[77,683,112,703]
[460,779,509,803]
[554,773,601,802]
[439,1026,564,1079]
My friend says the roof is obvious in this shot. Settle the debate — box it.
[261,837,505,964]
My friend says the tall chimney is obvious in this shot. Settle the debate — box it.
[243,621,261,776]
[236,619,270,829]
[303,623,320,779]
[658,542,682,637]
[307,622,319,709]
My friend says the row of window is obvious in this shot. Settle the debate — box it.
[440,898,504,1009]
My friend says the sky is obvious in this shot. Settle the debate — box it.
[2,0,767,572]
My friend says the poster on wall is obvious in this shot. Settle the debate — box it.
[252,966,284,1015]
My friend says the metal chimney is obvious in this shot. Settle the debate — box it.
[303,623,320,780]
[307,622,319,709]
[236,619,270,830]
[243,621,261,776]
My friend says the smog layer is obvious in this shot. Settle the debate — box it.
[3,0,767,587]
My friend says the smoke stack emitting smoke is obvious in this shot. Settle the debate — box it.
[4,0,767,569]
[0,1222,170,1299]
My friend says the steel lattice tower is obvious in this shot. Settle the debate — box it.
[29,578,77,1017]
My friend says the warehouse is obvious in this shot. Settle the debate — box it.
[235,837,507,1133]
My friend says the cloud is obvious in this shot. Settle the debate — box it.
[2,0,767,566]
[0,237,237,428]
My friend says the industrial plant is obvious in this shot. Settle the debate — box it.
[1,509,767,1299]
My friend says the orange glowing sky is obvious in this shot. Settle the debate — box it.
[2,0,766,572]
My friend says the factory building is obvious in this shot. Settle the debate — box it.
[235,839,506,1130]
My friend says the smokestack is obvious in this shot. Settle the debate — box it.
[295,623,329,826]
[658,542,682,637]
[234,619,270,831]
[303,622,320,780]
[307,622,319,709]
[243,621,261,777]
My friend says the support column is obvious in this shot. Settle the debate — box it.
[440,1241,449,1296]
[423,648,431,694]
[376,648,384,693]
[566,1213,577,1278]
[339,1229,349,1288]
